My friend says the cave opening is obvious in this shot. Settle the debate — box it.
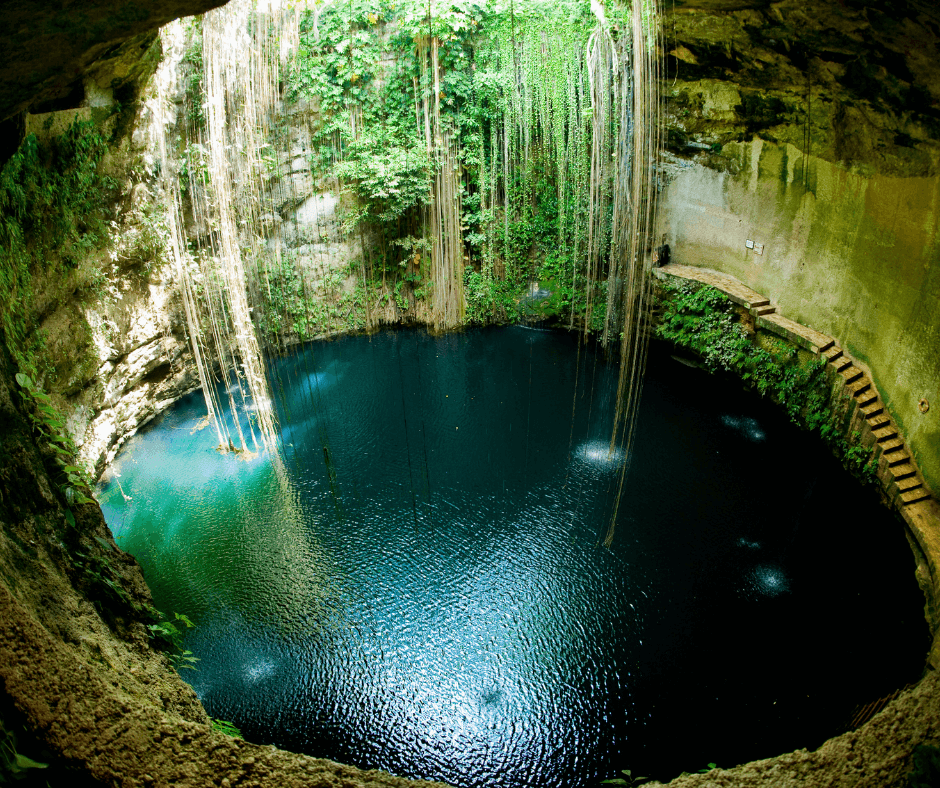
[0,0,937,783]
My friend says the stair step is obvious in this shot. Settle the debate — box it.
[887,452,911,468]
[867,413,891,429]
[890,463,916,480]
[879,438,906,455]
[873,425,899,443]
[896,476,923,493]
[754,305,776,316]
[901,488,931,505]
[841,366,864,384]
[749,297,771,308]
[847,378,872,397]
[823,346,844,362]
[831,355,853,372]
[860,402,884,418]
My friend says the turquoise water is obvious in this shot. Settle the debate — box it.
[99,327,926,786]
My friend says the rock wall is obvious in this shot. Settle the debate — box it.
[18,63,200,477]
[656,140,940,492]
[657,0,940,494]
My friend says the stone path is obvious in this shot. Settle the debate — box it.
[656,264,931,508]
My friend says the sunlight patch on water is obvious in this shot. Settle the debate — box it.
[721,415,766,443]
[574,440,625,471]
[244,658,278,684]
[751,564,789,597]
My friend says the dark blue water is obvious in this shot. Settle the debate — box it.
[98,327,926,786]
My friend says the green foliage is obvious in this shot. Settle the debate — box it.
[335,129,431,226]
[908,744,940,788]
[107,199,171,275]
[278,0,620,329]
[148,612,200,670]
[0,721,48,786]
[287,0,392,114]
[601,768,651,786]
[182,18,206,129]
[74,543,132,608]
[464,268,524,324]
[177,142,210,195]
[253,255,366,340]
[657,280,878,485]
[13,372,94,508]
[210,718,244,739]
[0,120,113,374]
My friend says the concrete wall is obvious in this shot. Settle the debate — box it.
[657,139,940,493]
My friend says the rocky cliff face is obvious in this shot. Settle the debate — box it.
[13,63,199,477]
[663,0,940,178]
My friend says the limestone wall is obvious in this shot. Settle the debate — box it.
[656,138,940,492]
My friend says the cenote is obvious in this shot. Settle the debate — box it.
[97,327,926,787]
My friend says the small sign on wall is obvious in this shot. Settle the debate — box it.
[746,239,764,257]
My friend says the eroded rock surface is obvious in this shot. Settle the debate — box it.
[663,0,940,178]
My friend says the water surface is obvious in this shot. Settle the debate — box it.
[99,327,926,786]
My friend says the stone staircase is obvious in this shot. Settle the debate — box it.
[655,264,931,509]
[819,344,930,506]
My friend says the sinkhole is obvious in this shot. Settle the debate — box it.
[97,326,927,787]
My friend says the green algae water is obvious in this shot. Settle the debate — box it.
[98,327,925,786]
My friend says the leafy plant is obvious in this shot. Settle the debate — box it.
[0,721,48,786]
[602,768,651,786]
[0,120,114,375]
[211,718,244,739]
[13,371,94,512]
[181,18,206,129]
[74,544,132,607]
[335,130,431,227]
[148,612,200,670]
[252,255,367,340]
